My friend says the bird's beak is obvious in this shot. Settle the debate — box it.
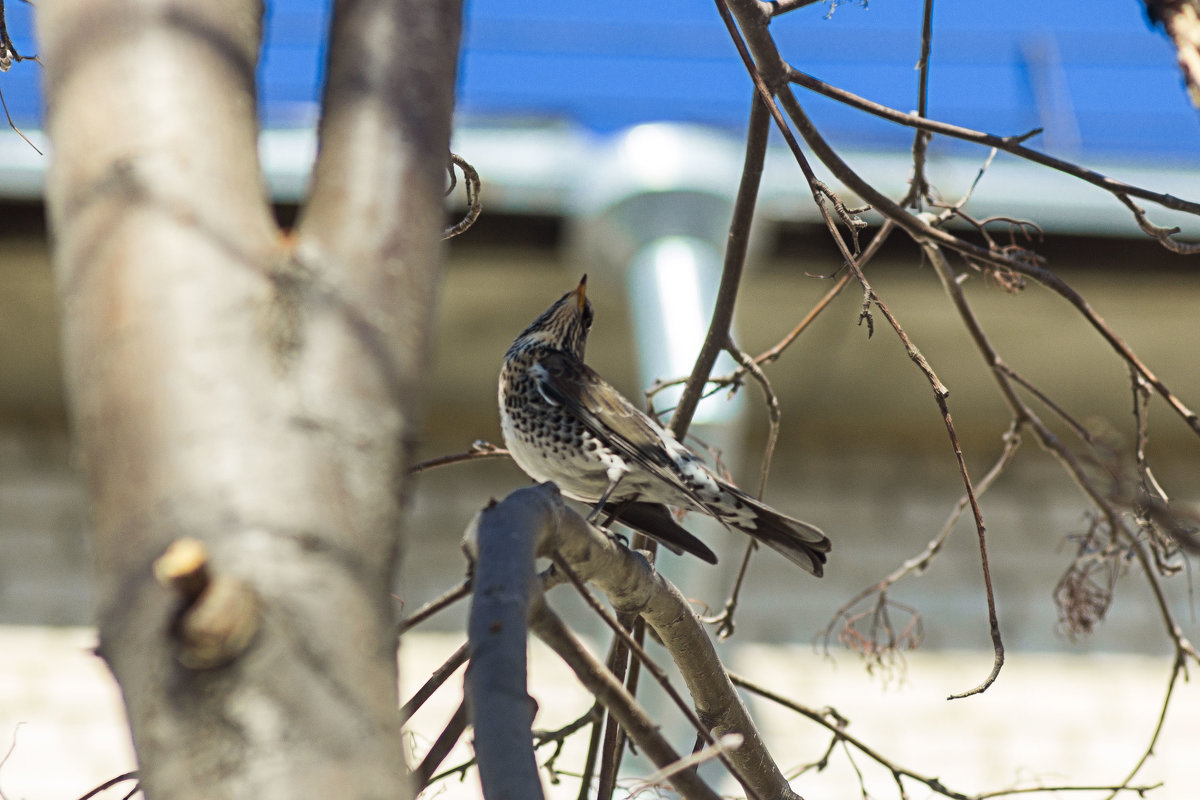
[573,275,588,310]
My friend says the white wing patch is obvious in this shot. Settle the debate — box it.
[530,362,561,407]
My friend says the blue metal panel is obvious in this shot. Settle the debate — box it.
[451,0,1199,163]
[0,1,1195,174]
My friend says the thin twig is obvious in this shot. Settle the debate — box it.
[534,703,602,784]
[729,671,973,800]
[995,362,1093,443]
[530,598,723,800]
[733,671,1161,799]
[785,65,1200,222]
[397,577,471,634]
[906,0,936,207]
[0,85,40,155]
[0,723,19,800]
[443,152,482,240]
[575,703,604,800]
[408,440,508,475]
[857,246,1006,696]
[1103,648,1191,800]
[725,340,780,497]
[576,636,622,800]
[924,240,1198,703]
[74,772,141,800]
[822,420,1021,670]
[627,734,744,795]
[399,641,469,722]
[595,612,634,800]
[413,700,470,792]
[1024,264,1200,437]
[700,537,758,639]
[715,0,870,265]
[549,553,761,798]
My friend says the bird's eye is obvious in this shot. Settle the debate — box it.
[581,304,594,329]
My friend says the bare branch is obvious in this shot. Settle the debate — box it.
[412,700,469,793]
[715,0,872,263]
[1105,650,1192,799]
[668,91,770,441]
[0,84,41,155]
[906,0,936,207]
[0,723,20,800]
[408,440,509,474]
[595,613,635,800]
[399,640,468,722]
[700,536,758,639]
[822,420,1020,674]
[443,152,482,240]
[550,554,758,795]
[1116,192,1200,254]
[73,772,141,800]
[725,340,781,497]
[729,672,975,800]
[785,65,1200,226]
[397,578,472,634]
[530,601,723,800]
[533,703,602,786]
[1013,258,1200,437]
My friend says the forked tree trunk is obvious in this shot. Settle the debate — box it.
[37,0,461,796]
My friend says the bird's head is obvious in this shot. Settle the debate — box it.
[507,275,594,359]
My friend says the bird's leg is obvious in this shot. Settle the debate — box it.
[586,468,627,524]
[599,497,633,528]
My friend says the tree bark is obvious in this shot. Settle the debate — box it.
[37,0,460,797]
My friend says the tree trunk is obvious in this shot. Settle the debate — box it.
[37,0,460,796]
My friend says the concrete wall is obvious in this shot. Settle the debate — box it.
[2,206,1198,655]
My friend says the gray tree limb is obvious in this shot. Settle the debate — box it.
[463,484,802,800]
[465,496,545,800]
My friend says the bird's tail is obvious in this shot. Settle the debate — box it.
[711,482,830,577]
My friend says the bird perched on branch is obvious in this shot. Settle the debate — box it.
[498,275,831,576]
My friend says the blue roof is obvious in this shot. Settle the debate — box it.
[1,0,1196,211]
[454,0,1198,165]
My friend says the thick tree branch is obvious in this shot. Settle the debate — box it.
[464,493,544,800]
[462,484,803,800]
[296,0,462,420]
[462,486,721,800]
[38,0,463,796]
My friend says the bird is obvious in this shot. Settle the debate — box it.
[498,274,831,576]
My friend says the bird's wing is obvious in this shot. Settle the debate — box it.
[532,351,712,509]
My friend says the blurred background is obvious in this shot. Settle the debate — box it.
[1,1,1198,798]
